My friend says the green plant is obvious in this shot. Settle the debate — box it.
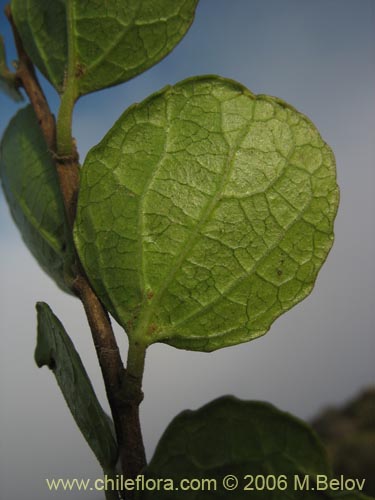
[0,2,371,499]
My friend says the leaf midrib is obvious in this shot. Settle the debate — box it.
[79,0,144,77]
[134,92,256,343]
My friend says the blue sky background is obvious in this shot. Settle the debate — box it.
[1,1,375,498]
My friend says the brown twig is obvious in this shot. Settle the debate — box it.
[5,5,55,150]
[73,277,146,489]
[73,276,125,406]
[6,4,81,229]
[5,5,79,227]
[5,3,146,491]
[52,149,81,228]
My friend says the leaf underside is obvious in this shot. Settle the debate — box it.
[35,302,118,470]
[11,0,199,96]
[0,106,73,294]
[138,397,369,500]
[74,75,339,352]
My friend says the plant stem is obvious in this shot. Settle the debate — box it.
[127,341,147,380]
[73,276,125,412]
[56,81,77,156]
[6,4,148,493]
[73,281,148,498]
[119,342,147,483]
[5,4,79,228]
[54,0,80,224]
[5,5,55,150]
[56,0,78,158]
[103,469,122,500]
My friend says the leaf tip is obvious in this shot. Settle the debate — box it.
[35,301,54,369]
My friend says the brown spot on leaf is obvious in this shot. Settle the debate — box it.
[148,323,157,335]
[75,63,86,78]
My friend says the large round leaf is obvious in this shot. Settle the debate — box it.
[138,397,369,500]
[0,106,74,294]
[11,0,199,96]
[74,76,339,351]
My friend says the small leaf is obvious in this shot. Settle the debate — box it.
[35,302,118,470]
[0,106,74,294]
[74,75,339,352]
[0,34,23,102]
[11,0,199,96]
[138,397,369,500]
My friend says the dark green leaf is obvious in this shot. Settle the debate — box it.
[74,75,339,352]
[35,302,118,470]
[11,0,199,96]
[0,106,74,293]
[138,397,370,500]
[0,34,23,102]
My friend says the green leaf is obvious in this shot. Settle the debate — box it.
[11,0,199,97]
[35,302,118,470]
[0,34,23,102]
[0,106,74,294]
[74,75,339,352]
[138,397,369,500]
